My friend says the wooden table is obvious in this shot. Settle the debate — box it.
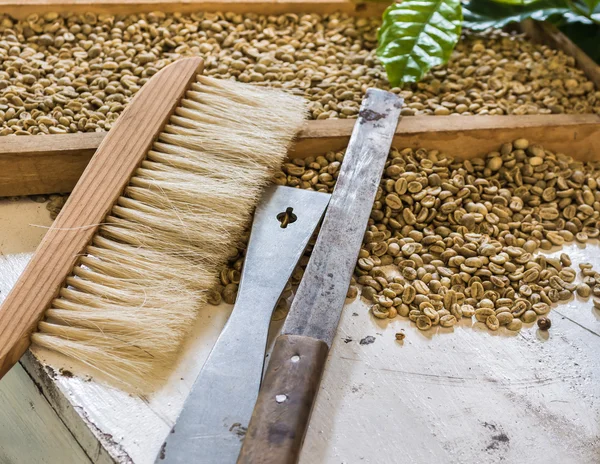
[1,1,600,460]
[1,196,599,464]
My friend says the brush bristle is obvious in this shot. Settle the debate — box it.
[31,75,307,389]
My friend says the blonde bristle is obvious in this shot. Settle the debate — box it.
[31,75,307,390]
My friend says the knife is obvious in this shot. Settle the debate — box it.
[158,185,330,464]
[238,89,403,464]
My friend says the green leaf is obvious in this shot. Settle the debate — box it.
[581,0,600,14]
[566,0,600,20]
[463,0,572,30]
[487,0,544,4]
[376,0,463,86]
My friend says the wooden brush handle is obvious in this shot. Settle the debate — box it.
[0,57,204,380]
[237,335,329,464]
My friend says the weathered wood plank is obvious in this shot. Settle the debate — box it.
[1,203,599,464]
[0,132,104,197]
[0,0,387,18]
[1,114,599,197]
[0,363,93,464]
[0,198,94,464]
[293,114,600,160]
[0,197,122,464]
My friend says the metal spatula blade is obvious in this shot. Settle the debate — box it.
[157,185,330,464]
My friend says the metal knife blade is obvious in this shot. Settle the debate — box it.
[283,89,403,346]
[237,89,403,464]
[158,185,330,464]
[237,89,402,464]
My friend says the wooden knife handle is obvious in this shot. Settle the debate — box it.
[237,334,329,464]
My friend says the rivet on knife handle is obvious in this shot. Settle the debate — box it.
[157,186,329,464]
[238,89,403,464]
[237,335,328,464]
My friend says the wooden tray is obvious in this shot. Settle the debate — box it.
[1,3,599,81]
[0,0,387,17]
[3,178,600,464]
[520,20,600,89]
[1,6,599,198]
[1,114,599,197]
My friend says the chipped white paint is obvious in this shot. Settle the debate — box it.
[0,198,91,464]
[303,291,600,464]
[0,198,599,463]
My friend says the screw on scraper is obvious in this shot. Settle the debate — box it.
[277,207,297,228]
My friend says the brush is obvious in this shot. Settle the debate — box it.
[0,57,307,390]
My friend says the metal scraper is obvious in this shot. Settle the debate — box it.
[158,185,330,464]
[238,88,403,464]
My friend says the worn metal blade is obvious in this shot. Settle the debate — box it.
[283,89,403,346]
[158,185,330,464]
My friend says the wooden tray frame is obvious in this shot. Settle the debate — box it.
[520,19,600,89]
[0,0,388,17]
[0,5,599,198]
[0,1,598,83]
[0,6,598,198]
[1,114,599,197]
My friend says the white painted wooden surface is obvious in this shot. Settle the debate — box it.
[0,364,92,464]
[0,198,91,464]
[0,198,599,464]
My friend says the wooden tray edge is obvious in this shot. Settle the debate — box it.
[1,114,599,197]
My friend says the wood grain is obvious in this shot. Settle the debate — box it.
[521,20,600,89]
[0,364,93,464]
[0,132,103,197]
[238,335,329,464]
[2,114,599,197]
[0,0,387,18]
[0,57,204,381]
[292,114,600,160]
